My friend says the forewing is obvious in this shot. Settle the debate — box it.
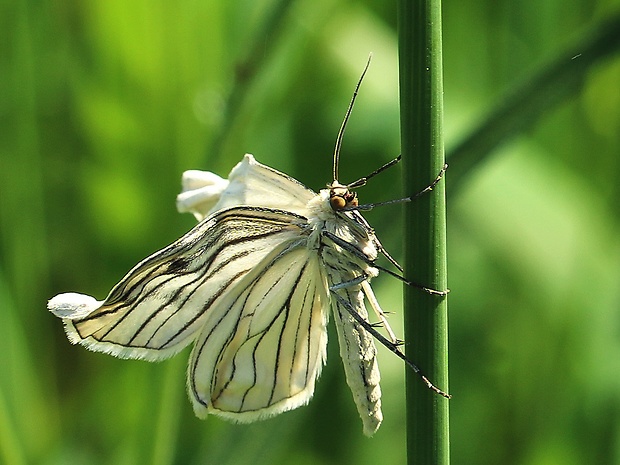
[216,155,315,215]
[49,207,306,361]
[188,246,329,422]
[178,154,316,220]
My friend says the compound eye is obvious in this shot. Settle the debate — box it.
[330,195,347,211]
[345,193,358,207]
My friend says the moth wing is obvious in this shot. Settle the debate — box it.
[48,207,306,362]
[178,154,316,220]
[329,275,382,436]
[187,245,329,422]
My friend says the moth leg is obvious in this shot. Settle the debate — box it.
[372,263,449,296]
[327,273,367,291]
[348,163,448,212]
[410,163,448,201]
[360,281,398,344]
[330,275,399,344]
[322,231,449,295]
[329,287,451,399]
[328,274,392,339]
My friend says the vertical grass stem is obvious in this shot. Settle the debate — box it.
[398,0,450,463]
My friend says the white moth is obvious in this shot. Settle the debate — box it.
[48,59,448,436]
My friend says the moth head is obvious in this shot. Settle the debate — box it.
[329,183,358,211]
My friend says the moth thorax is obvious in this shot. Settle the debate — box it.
[329,184,358,211]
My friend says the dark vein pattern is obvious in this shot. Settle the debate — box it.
[50,159,391,435]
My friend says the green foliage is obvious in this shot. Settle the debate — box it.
[1,1,620,464]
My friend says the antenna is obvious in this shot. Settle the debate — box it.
[332,53,372,182]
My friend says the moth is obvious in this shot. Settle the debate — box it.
[48,58,448,436]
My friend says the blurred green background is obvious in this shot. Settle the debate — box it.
[2,0,620,464]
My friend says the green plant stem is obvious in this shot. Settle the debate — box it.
[398,0,450,464]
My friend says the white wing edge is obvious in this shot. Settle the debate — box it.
[48,292,100,319]
[48,292,186,362]
[176,170,230,220]
[197,387,319,424]
[176,154,316,221]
